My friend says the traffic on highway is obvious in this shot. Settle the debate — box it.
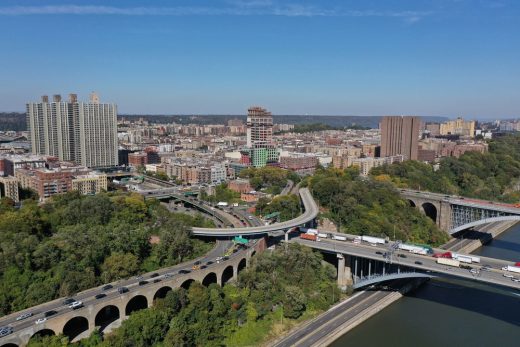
[294,229,520,290]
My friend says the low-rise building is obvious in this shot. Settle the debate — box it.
[228,179,252,194]
[72,173,108,195]
[0,176,19,202]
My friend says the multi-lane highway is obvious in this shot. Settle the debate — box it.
[191,188,318,236]
[0,240,240,335]
[292,236,520,290]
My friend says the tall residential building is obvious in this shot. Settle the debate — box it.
[245,106,279,167]
[26,93,118,168]
[380,116,420,160]
[439,117,475,137]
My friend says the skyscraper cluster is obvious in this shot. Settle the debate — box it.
[26,92,118,168]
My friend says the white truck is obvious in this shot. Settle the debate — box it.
[217,201,228,207]
[332,235,347,241]
[437,258,460,267]
[361,236,386,245]
[305,228,319,235]
[452,253,480,264]
[455,255,473,264]
[398,244,428,255]
[503,265,520,274]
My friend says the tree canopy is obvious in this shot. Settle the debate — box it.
[0,192,214,316]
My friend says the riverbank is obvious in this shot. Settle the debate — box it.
[442,221,518,253]
[269,279,426,347]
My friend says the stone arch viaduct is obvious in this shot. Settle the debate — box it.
[0,244,261,347]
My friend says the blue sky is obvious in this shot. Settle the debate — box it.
[0,0,519,118]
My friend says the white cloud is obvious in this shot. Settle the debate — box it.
[0,4,431,21]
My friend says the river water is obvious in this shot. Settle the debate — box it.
[330,224,520,347]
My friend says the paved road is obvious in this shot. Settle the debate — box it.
[292,237,520,290]
[191,188,318,236]
[0,240,236,333]
[273,289,394,347]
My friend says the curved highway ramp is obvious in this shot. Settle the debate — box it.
[191,188,318,236]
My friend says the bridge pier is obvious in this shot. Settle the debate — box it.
[337,254,353,289]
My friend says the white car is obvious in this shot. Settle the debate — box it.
[512,278,520,283]
[68,301,84,310]
[35,318,47,325]
[503,273,514,278]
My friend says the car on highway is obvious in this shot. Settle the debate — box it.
[138,280,149,286]
[206,261,214,265]
[481,265,492,271]
[194,261,201,266]
[512,278,520,283]
[200,265,207,269]
[102,284,113,291]
[503,273,514,278]
[150,273,160,278]
[398,254,407,258]
[35,318,47,325]
[470,269,479,274]
[164,273,173,278]
[63,298,76,305]
[44,310,57,318]
[0,326,13,337]
[136,275,144,280]
[153,279,162,283]
[179,269,191,274]
[118,287,129,294]
[375,251,383,255]
[68,301,84,310]
[95,293,106,300]
[16,312,33,321]
[223,256,229,261]
[414,261,423,265]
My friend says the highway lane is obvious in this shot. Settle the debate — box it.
[273,289,397,347]
[292,237,520,290]
[191,188,318,236]
[0,240,237,333]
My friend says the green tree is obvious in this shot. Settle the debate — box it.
[101,252,140,282]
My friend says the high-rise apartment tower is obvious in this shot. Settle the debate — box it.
[27,93,118,168]
[380,116,420,160]
[244,106,279,167]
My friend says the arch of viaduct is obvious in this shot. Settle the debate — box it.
[0,249,257,347]
[404,195,452,232]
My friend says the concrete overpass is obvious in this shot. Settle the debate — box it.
[0,240,266,347]
[292,236,520,291]
[400,189,520,234]
[190,188,319,236]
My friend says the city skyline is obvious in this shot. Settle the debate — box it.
[1,0,519,118]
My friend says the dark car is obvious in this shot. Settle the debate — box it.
[194,261,201,266]
[232,249,238,253]
[138,280,149,286]
[179,269,191,274]
[153,279,162,283]
[398,254,407,258]
[414,261,423,265]
[102,284,113,291]
[206,261,214,265]
[118,287,129,294]
[200,265,207,269]
[150,273,160,278]
[95,293,106,300]
[44,310,58,318]
[223,256,229,261]
[376,251,383,255]
[63,298,75,305]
